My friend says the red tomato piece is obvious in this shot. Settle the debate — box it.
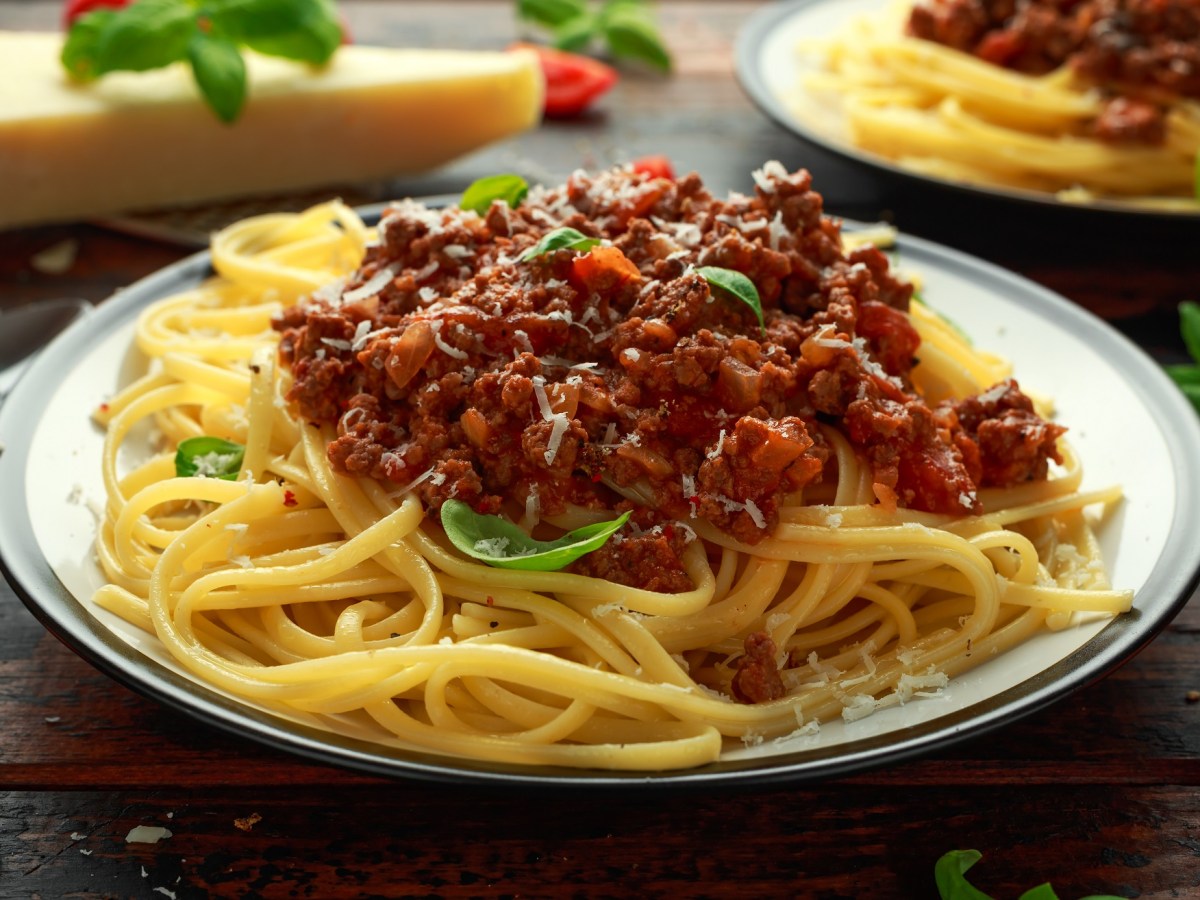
[62,0,130,27]
[570,246,641,292]
[510,43,618,118]
[631,155,675,180]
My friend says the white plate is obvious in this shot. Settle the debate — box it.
[734,0,1200,221]
[2,220,1199,785]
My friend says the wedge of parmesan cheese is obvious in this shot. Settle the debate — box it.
[0,32,544,230]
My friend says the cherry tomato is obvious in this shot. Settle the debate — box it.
[571,246,641,292]
[62,0,129,28]
[631,155,675,180]
[510,43,618,119]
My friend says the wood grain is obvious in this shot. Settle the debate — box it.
[3,1,1200,897]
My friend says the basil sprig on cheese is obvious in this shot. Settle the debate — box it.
[440,499,629,571]
[62,0,343,123]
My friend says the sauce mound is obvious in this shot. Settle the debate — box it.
[275,164,1063,591]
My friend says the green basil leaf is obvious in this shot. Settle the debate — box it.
[1016,885,1060,900]
[601,3,671,72]
[175,436,246,480]
[461,174,530,216]
[553,13,598,52]
[1166,363,1200,385]
[90,0,196,76]
[697,266,765,333]
[61,9,121,81]
[934,850,994,900]
[517,0,588,28]
[440,499,630,571]
[207,0,341,64]
[1179,300,1200,364]
[518,226,602,262]
[1179,381,1200,414]
[188,32,247,123]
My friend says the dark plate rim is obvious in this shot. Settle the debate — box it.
[733,0,1200,223]
[2,208,1199,788]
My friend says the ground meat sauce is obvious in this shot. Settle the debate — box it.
[275,164,1064,596]
[907,0,1200,144]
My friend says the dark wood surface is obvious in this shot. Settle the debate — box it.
[3,2,1200,897]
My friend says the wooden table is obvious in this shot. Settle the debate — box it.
[3,2,1200,897]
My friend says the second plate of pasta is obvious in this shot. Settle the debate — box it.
[735,0,1200,217]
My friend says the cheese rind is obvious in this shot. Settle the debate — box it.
[0,32,544,230]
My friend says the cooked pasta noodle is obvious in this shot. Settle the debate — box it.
[794,1,1200,210]
[89,186,1132,772]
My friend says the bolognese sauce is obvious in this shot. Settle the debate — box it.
[907,0,1200,144]
[275,164,1063,592]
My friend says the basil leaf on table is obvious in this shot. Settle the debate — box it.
[553,12,598,51]
[209,0,342,64]
[696,266,765,334]
[1178,300,1200,364]
[934,850,994,900]
[934,850,1126,900]
[516,0,588,28]
[187,32,248,124]
[600,0,671,71]
[175,437,246,480]
[518,226,601,262]
[460,174,530,216]
[1172,378,1200,414]
[440,499,630,571]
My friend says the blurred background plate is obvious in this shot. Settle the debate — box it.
[734,0,1200,224]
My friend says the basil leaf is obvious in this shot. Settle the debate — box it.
[91,0,196,76]
[517,0,588,28]
[461,174,529,216]
[207,0,341,64]
[600,2,671,71]
[175,436,246,480]
[1178,381,1200,414]
[553,13,598,52]
[518,226,602,262]
[934,850,994,900]
[1179,300,1200,364]
[61,9,120,80]
[440,499,630,571]
[1166,363,1200,385]
[188,32,247,124]
[1016,886,1060,900]
[697,266,765,333]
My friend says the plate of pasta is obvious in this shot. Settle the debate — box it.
[735,0,1200,216]
[1,163,1198,786]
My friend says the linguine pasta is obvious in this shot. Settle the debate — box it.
[793,1,1200,210]
[89,181,1132,771]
